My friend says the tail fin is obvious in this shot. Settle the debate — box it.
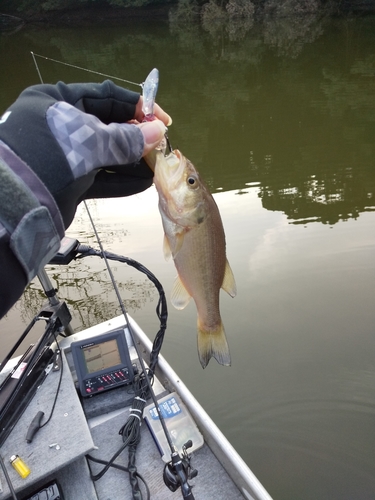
[197,321,231,369]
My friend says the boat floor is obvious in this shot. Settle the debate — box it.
[1,349,245,499]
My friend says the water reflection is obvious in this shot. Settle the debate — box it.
[1,14,375,500]
[15,200,160,331]
[19,261,156,329]
[1,16,374,229]
[262,0,324,58]
[258,169,375,225]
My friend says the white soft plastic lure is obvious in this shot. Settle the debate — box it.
[142,68,159,120]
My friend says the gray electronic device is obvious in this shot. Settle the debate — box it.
[71,328,134,397]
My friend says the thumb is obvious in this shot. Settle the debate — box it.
[138,120,166,156]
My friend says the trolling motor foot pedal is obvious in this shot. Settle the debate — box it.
[22,480,63,500]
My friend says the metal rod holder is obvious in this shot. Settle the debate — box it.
[37,268,74,336]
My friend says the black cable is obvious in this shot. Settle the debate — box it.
[87,370,152,497]
[0,316,60,449]
[76,242,176,450]
[76,242,175,453]
[120,371,151,499]
[76,244,167,374]
[0,454,18,500]
[86,455,150,500]
[88,438,131,482]
[76,224,195,499]
[40,337,63,429]
[25,330,64,443]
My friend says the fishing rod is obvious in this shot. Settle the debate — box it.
[80,204,196,500]
[29,54,197,499]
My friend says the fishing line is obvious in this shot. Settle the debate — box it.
[78,200,180,498]
[29,54,193,499]
[31,48,173,441]
[31,52,44,84]
[31,52,142,88]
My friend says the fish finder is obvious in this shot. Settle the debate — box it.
[71,328,134,397]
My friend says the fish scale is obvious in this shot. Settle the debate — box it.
[145,148,237,368]
[141,68,236,367]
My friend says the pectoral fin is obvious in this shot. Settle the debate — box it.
[221,259,237,298]
[163,232,185,260]
[171,232,185,258]
[171,275,192,310]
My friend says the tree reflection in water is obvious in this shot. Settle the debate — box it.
[19,257,156,330]
[1,11,374,332]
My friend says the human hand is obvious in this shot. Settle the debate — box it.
[134,96,172,155]
[0,80,172,228]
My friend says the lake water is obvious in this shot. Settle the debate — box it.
[1,11,375,499]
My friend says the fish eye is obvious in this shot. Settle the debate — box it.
[187,176,198,188]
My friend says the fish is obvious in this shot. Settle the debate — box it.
[144,149,237,368]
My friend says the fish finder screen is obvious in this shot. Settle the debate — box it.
[82,339,121,374]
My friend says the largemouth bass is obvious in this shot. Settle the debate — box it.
[145,149,237,368]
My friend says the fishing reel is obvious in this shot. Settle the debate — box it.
[163,440,198,500]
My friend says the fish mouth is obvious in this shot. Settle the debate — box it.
[157,149,186,189]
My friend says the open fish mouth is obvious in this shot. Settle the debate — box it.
[155,149,186,191]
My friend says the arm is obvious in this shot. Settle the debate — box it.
[0,80,171,318]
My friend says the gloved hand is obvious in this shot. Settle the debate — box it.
[0,80,171,318]
[0,80,171,228]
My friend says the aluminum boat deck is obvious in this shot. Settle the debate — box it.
[0,315,272,500]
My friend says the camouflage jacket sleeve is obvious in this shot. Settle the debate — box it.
[0,140,65,318]
[0,81,151,229]
[0,81,153,318]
